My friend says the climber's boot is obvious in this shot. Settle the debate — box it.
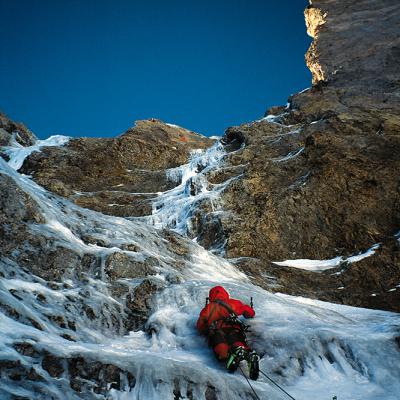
[247,350,259,380]
[226,346,246,373]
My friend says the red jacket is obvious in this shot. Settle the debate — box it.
[196,286,255,335]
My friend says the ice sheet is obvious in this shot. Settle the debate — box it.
[0,139,399,400]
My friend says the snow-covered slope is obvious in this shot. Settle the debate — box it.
[0,138,399,400]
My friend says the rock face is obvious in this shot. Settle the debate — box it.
[206,0,400,311]
[305,0,400,90]
[3,1,400,313]
[0,171,154,334]
[1,1,399,312]
[0,112,36,147]
[19,119,214,217]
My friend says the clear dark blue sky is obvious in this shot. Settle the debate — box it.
[0,0,311,139]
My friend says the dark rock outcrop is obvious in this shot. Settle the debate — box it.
[7,345,136,397]
[0,112,37,147]
[20,119,214,217]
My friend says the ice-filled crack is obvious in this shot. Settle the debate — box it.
[147,142,227,235]
[272,147,305,163]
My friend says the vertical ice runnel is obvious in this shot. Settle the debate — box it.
[149,141,228,237]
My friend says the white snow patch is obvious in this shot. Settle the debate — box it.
[273,244,380,272]
[346,244,380,263]
[166,123,182,129]
[273,256,343,271]
[261,114,285,123]
[3,134,70,170]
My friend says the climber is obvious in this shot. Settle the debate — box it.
[196,285,259,379]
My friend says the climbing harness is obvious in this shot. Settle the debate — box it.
[207,298,251,333]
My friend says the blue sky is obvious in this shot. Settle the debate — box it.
[0,0,311,139]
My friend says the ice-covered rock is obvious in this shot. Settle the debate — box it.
[0,116,399,400]
[1,1,400,398]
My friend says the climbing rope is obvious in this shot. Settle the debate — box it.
[259,369,297,400]
[237,365,298,400]
[238,364,261,400]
